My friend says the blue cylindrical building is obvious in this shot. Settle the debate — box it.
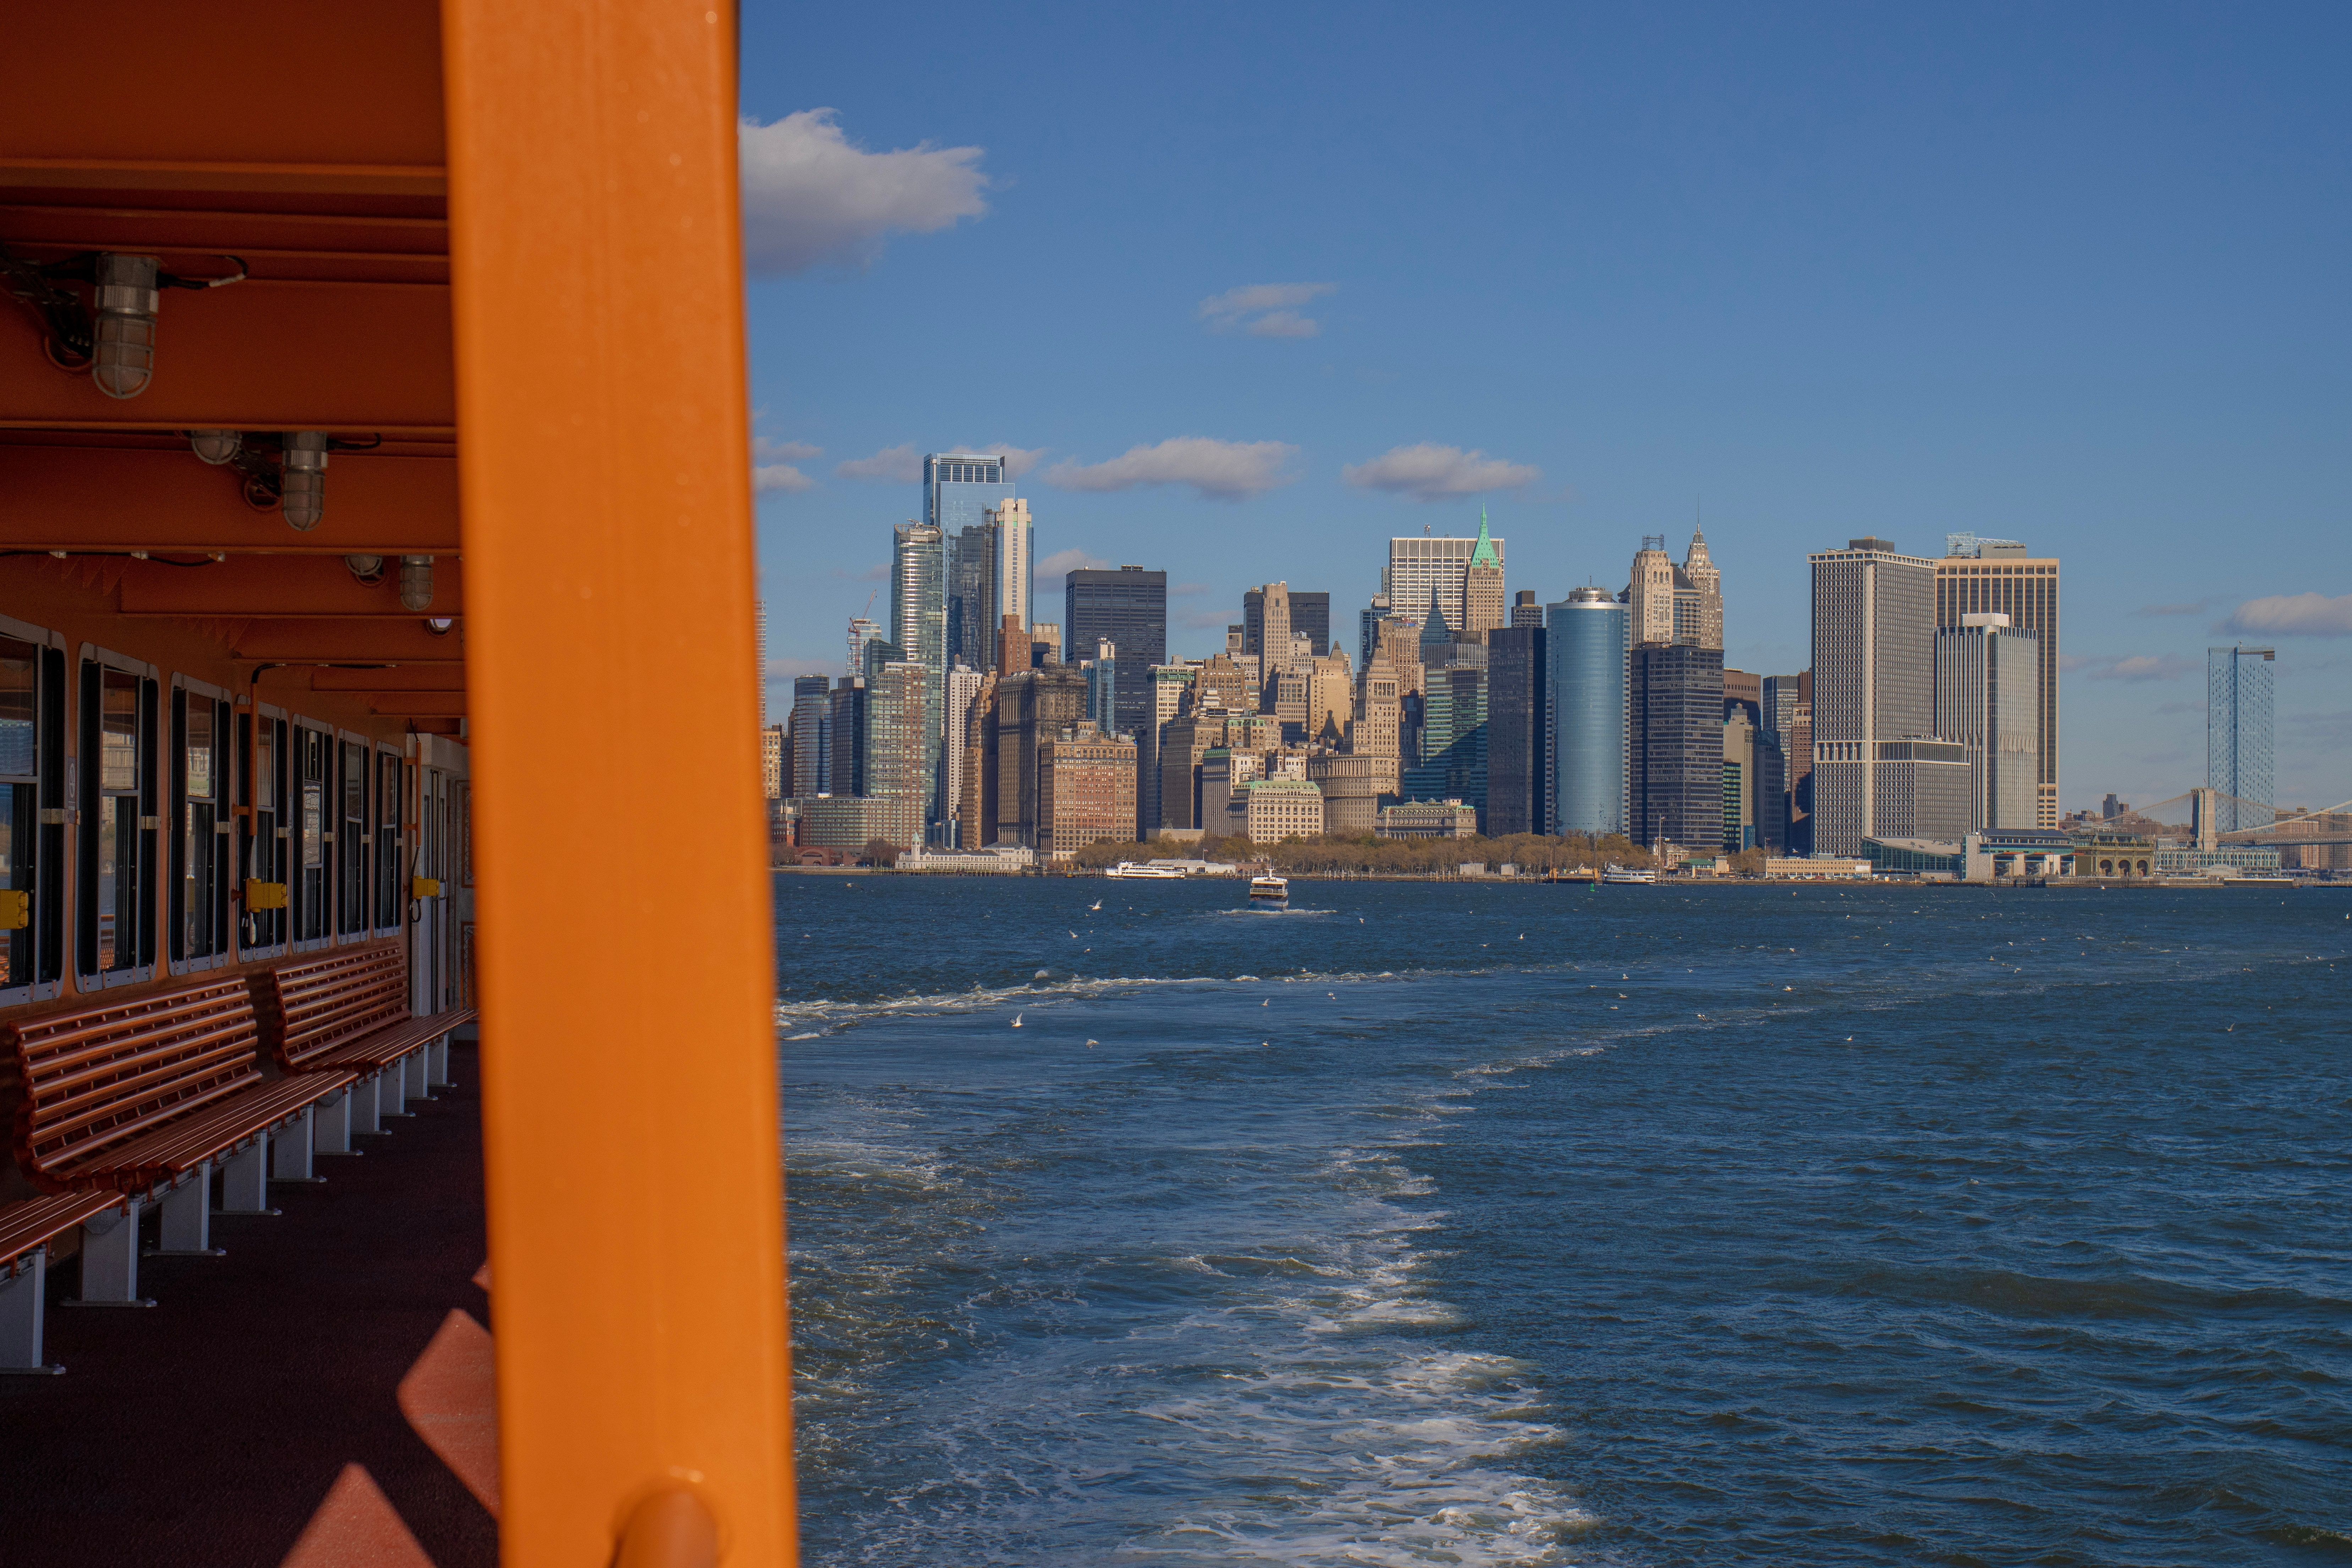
[1546,587,1628,835]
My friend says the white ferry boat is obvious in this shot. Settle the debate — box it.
[1599,865,1656,886]
[1249,875,1290,901]
[1109,861,1185,879]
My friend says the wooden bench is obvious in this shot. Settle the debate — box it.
[254,944,476,1150]
[0,978,355,1316]
[0,1190,127,1373]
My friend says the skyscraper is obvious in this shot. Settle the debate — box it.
[1064,566,1167,738]
[1289,592,1331,656]
[1810,537,1970,855]
[940,662,985,846]
[1630,643,1723,850]
[1358,592,1392,670]
[945,495,1033,672]
[1936,537,2061,828]
[993,665,1089,847]
[2208,646,2276,832]
[864,658,929,850]
[788,675,830,800]
[846,615,883,680]
[1384,522,1506,636]
[1624,533,1722,649]
[892,521,947,832]
[1935,614,2041,830]
[1242,583,1293,668]
[1509,590,1544,629]
[1761,671,1809,850]
[1463,510,1505,640]
[827,675,866,797]
[1546,588,1628,837]
[924,451,1016,534]
[1485,623,1546,836]
[756,598,768,725]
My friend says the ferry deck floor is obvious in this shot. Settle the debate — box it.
[0,1043,498,1567]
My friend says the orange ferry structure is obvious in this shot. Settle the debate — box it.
[1,6,792,1566]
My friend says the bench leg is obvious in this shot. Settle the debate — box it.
[67,1200,153,1307]
[270,1107,322,1183]
[427,1035,454,1089]
[352,1073,385,1137]
[381,1060,410,1119]
[0,1253,64,1373]
[314,1087,357,1157]
[154,1166,222,1256]
[216,1140,278,1217]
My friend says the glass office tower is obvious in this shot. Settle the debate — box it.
[892,522,946,834]
[928,453,1023,668]
[1064,566,1166,739]
[1546,588,1627,835]
[2208,646,2275,832]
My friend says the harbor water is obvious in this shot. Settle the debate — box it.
[775,876,2351,1566]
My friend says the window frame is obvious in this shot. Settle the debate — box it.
[167,674,235,975]
[76,644,161,989]
[0,613,67,1008]
[373,742,407,936]
[289,716,336,953]
[335,729,374,942]
[238,701,292,961]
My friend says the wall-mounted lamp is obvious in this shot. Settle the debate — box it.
[281,432,329,529]
[398,555,435,611]
[422,617,455,637]
[344,554,386,583]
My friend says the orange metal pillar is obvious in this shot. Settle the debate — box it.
[439,4,794,1564]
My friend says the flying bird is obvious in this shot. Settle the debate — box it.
[1070,930,1080,939]
[1011,1013,1023,1028]
[1090,899,1102,911]
[1085,1039,1098,1046]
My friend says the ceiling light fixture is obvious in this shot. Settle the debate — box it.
[422,617,455,637]
[280,432,329,530]
[398,555,435,611]
[187,429,242,465]
[344,554,385,583]
[1,247,244,398]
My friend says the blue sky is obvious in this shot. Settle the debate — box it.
[740,2,2352,813]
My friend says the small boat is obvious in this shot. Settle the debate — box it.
[1108,861,1184,880]
[1249,874,1290,901]
[1599,865,1656,886]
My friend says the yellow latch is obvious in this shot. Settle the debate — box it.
[412,877,442,899]
[0,890,28,930]
[245,879,289,911]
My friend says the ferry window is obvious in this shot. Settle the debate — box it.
[293,722,331,947]
[170,684,232,967]
[78,656,159,982]
[339,739,370,935]
[374,750,404,930]
[0,629,64,1000]
[239,710,290,955]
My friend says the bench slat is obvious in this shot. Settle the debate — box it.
[69,1072,356,1193]
[0,1190,125,1265]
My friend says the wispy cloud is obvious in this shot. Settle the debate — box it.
[828,563,890,583]
[2135,600,2210,617]
[739,110,990,274]
[1198,283,1337,339]
[836,444,923,483]
[2225,592,2352,636]
[1035,547,1111,584]
[1169,582,1209,597]
[2071,653,2197,682]
[1342,443,1540,500]
[752,437,821,495]
[960,444,1047,479]
[1045,437,1299,502]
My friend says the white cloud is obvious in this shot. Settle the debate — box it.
[2226,592,2352,636]
[2073,654,2196,682]
[1342,443,1540,500]
[1198,282,1336,339]
[836,443,923,483]
[751,436,821,495]
[2134,600,2209,617]
[1035,548,1111,589]
[959,443,1047,478]
[1044,437,1299,502]
[739,109,990,274]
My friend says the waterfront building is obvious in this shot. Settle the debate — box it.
[992,665,1089,848]
[1761,672,1810,851]
[1197,746,1264,836]
[1546,588,1629,837]
[1464,511,1506,640]
[1308,752,1396,835]
[1384,521,1506,636]
[1290,592,1331,656]
[2154,844,2284,876]
[939,663,985,846]
[1140,663,1198,834]
[1485,623,1546,837]
[1065,565,1166,735]
[827,675,866,797]
[1723,713,1758,851]
[2068,831,2156,878]
[761,724,784,801]
[789,674,830,803]
[1377,799,1479,839]
[1406,654,1488,828]
[1630,643,1724,852]
[1036,723,1137,859]
[1935,613,2041,831]
[2207,645,2276,832]
[1243,777,1326,844]
[1810,536,1970,855]
[1936,537,2061,827]
[788,794,890,850]
[1764,855,1873,879]
[864,659,931,850]
[1156,706,1222,832]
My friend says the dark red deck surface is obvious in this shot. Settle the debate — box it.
[0,1043,497,1567]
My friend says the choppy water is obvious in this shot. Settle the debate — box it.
[776,876,2352,1565]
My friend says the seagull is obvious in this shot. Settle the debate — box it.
[1783,986,1794,991]
[1518,933,1525,940]
[1262,999,1270,1006]
[1011,1013,1023,1027]
[1085,1039,1098,1046]
[1090,899,1102,911]
[1069,930,1080,939]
